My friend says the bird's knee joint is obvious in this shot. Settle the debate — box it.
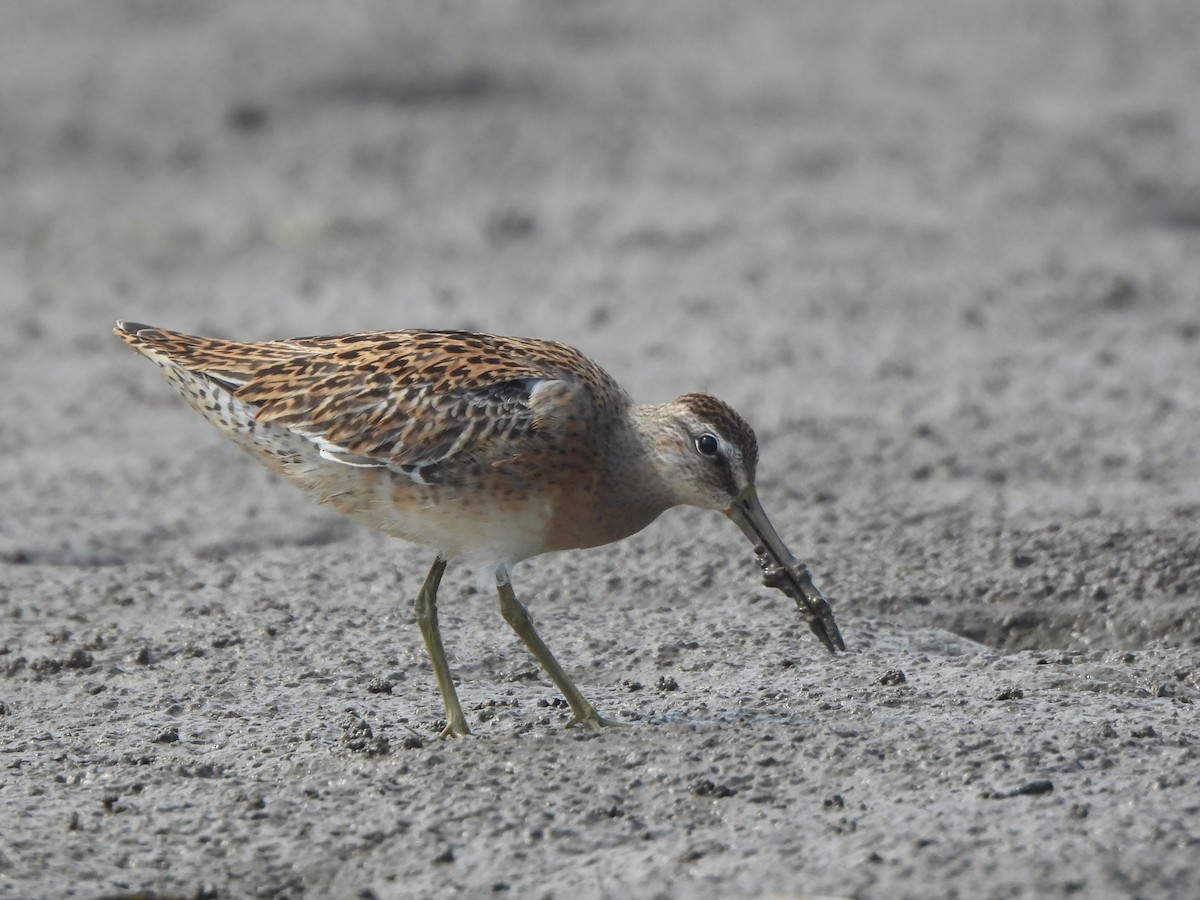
[414,593,438,627]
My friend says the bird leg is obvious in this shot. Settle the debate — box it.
[495,580,619,731]
[413,556,471,737]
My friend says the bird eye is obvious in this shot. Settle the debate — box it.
[695,433,720,457]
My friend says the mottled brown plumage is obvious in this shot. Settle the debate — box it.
[115,321,843,735]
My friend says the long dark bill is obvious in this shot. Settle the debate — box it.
[726,486,846,652]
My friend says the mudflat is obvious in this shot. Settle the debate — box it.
[3,2,1198,898]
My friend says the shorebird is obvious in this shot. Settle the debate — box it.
[115,321,844,735]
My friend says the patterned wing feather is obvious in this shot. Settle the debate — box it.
[117,324,617,481]
[114,321,306,389]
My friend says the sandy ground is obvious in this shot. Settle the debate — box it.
[3,1,1200,897]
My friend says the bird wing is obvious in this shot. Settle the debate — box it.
[228,330,607,482]
[116,324,617,482]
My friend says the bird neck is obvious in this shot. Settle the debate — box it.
[617,403,683,511]
[536,405,670,554]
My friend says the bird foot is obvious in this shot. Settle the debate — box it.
[438,716,472,738]
[566,709,624,731]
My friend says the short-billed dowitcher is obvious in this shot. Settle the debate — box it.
[115,321,844,735]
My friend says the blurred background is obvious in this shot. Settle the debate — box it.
[3,0,1199,649]
[4,5,1200,897]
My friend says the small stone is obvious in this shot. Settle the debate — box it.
[366,676,395,695]
[152,727,180,744]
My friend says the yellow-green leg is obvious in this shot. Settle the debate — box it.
[413,556,470,737]
[496,579,619,731]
